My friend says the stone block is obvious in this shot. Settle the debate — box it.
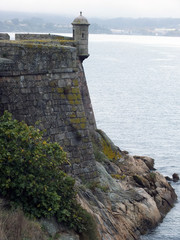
[66,131,75,139]
[70,138,79,146]
[55,133,65,141]
[0,95,8,104]
[58,80,66,87]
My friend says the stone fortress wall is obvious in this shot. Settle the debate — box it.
[0,13,98,180]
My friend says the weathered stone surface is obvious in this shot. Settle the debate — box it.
[58,233,79,240]
[78,60,97,131]
[77,156,177,239]
[0,58,14,76]
[40,218,59,237]
[0,41,77,75]
[15,33,73,41]
[134,155,155,170]
[77,161,162,240]
[0,38,98,181]
[40,217,79,240]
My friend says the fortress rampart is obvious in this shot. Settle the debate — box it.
[0,14,97,180]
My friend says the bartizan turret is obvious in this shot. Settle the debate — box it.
[72,12,90,62]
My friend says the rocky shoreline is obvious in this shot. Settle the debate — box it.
[43,130,177,240]
[76,130,177,240]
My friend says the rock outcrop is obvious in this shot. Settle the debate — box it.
[76,130,177,240]
[172,173,179,182]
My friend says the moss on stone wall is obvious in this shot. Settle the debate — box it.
[50,79,88,133]
[1,40,74,50]
[73,79,79,86]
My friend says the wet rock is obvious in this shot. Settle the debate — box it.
[165,176,172,181]
[172,173,179,182]
[122,150,129,154]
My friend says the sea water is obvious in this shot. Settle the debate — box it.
[84,34,180,239]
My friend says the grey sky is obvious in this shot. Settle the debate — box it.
[1,0,180,18]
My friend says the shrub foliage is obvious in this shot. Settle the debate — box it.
[0,111,94,234]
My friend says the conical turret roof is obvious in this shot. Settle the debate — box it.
[72,12,90,25]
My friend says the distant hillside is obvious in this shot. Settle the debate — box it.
[0,11,180,36]
[0,11,72,24]
[90,17,180,36]
[91,17,180,29]
[0,11,111,34]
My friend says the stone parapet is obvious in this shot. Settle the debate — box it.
[0,41,77,76]
[0,33,10,40]
[15,33,73,41]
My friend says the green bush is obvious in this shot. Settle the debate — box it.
[0,111,69,218]
[0,111,96,235]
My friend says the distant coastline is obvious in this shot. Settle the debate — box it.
[1,11,180,36]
